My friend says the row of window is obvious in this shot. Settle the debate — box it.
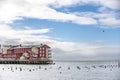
[7,48,48,55]
[3,55,16,58]
[7,48,31,53]
[39,53,45,57]
[39,47,45,50]
[39,50,45,53]
[7,51,46,54]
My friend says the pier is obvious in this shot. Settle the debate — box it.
[0,60,53,64]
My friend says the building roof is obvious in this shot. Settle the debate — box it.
[7,44,50,50]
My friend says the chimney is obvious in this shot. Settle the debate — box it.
[20,44,22,47]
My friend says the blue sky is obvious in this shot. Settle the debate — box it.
[12,18,120,45]
[0,0,120,60]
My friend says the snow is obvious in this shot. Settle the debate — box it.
[0,61,120,80]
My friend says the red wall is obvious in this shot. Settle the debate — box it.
[38,45,48,59]
[2,53,23,58]
[2,44,51,60]
[7,48,31,54]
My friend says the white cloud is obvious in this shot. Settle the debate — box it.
[72,16,97,25]
[73,10,120,28]
[98,0,120,10]
[51,41,120,60]
[0,0,97,25]
[0,0,120,60]
[0,0,119,27]
[52,0,120,28]
[0,24,120,60]
[0,24,51,42]
[0,1,22,23]
[17,29,50,35]
[51,0,82,8]
[99,18,120,26]
[51,41,120,56]
[52,0,120,10]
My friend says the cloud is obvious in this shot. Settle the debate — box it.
[17,29,50,35]
[52,0,120,28]
[0,0,119,27]
[99,18,120,26]
[0,0,97,25]
[73,10,120,28]
[0,24,120,60]
[98,0,120,10]
[0,24,51,43]
[0,0,120,60]
[51,41,120,60]
[52,0,120,10]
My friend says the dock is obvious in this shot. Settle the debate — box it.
[0,60,53,64]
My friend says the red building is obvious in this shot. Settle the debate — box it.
[0,44,52,61]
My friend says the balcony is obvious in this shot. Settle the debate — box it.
[48,50,51,52]
[48,56,52,58]
[48,53,51,55]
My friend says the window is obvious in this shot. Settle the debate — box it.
[43,54,45,56]
[40,51,42,53]
[39,54,41,57]
[43,51,45,53]
[40,48,42,50]
[43,47,45,50]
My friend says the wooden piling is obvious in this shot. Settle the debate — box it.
[0,60,53,64]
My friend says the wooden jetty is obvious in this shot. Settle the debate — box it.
[0,60,53,64]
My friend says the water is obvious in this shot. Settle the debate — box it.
[0,61,120,80]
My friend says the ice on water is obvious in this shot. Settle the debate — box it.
[0,61,120,80]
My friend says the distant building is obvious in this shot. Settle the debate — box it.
[0,44,52,61]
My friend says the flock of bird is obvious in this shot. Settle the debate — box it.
[0,64,119,73]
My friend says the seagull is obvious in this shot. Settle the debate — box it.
[68,67,70,70]
[76,66,81,70]
[58,66,62,70]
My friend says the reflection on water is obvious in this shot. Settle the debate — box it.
[0,61,120,80]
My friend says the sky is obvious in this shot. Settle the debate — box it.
[0,0,120,60]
